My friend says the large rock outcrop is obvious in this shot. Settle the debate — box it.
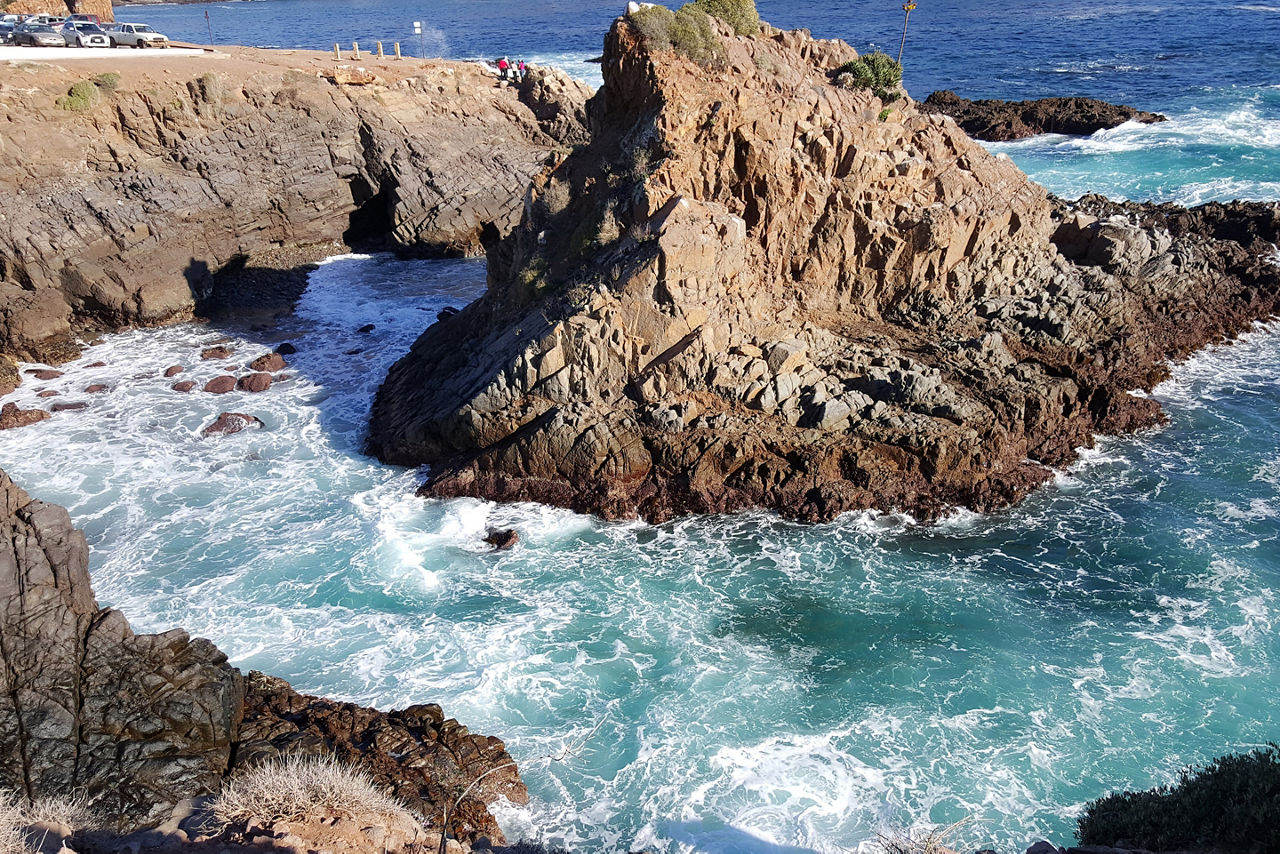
[920,90,1166,141]
[0,468,525,844]
[0,50,590,366]
[367,15,1280,522]
[0,468,242,831]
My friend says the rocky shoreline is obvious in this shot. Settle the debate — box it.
[919,90,1166,141]
[365,14,1280,523]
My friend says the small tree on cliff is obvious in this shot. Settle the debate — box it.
[834,51,904,103]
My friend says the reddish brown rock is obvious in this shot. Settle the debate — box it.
[164,365,185,378]
[36,390,57,398]
[367,17,1280,524]
[84,384,109,394]
[25,369,62,380]
[85,361,107,368]
[236,372,273,393]
[171,380,196,393]
[202,412,265,437]
[201,346,234,361]
[0,402,49,430]
[49,402,88,413]
[249,352,288,372]
[203,376,237,394]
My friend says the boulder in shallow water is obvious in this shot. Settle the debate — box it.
[201,346,234,361]
[249,352,287,372]
[484,528,520,550]
[164,365,185,378]
[171,380,196,393]
[236,372,273,393]
[202,412,265,437]
[49,401,87,413]
[0,402,49,430]
[203,375,237,394]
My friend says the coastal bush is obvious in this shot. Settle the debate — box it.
[210,754,411,829]
[691,0,760,36]
[55,81,100,112]
[91,72,121,93]
[834,52,903,103]
[1076,743,1280,851]
[669,5,723,66]
[629,4,675,51]
[0,790,96,854]
[874,818,975,854]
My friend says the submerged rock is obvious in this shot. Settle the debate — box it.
[484,528,520,550]
[367,16,1280,523]
[202,412,265,436]
[235,372,273,393]
[920,90,1166,140]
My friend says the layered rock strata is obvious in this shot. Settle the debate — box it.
[920,90,1166,140]
[367,17,1280,522]
[0,468,524,844]
[0,50,590,366]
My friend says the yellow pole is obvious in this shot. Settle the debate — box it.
[897,2,916,66]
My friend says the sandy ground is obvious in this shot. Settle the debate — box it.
[0,45,209,59]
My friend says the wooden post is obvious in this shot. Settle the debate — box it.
[394,42,402,60]
[333,43,340,61]
[352,41,360,60]
[376,41,384,58]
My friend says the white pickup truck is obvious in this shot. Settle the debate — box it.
[108,23,168,48]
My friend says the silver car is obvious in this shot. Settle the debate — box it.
[61,21,111,48]
[12,23,65,47]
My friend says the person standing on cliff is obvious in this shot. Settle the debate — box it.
[517,59,527,81]
[498,56,509,80]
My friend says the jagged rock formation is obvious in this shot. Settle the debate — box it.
[367,16,1280,522]
[920,90,1166,140]
[0,50,590,366]
[4,0,113,24]
[0,468,242,831]
[0,468,525,843]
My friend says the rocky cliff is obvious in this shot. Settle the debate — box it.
[0,49,590,373]
[0,467,525,846]
[367,14,1280,522]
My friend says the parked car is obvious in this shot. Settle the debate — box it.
[66,13,100,24]
[60,21,111,48]
[12,23,66,47]
[20,14,64,27]
[108,22,169,48]
[0,22,14,44]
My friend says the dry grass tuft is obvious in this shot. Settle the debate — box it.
[873,818,975,854]
[210,754,413,831]
[0,789,96,854]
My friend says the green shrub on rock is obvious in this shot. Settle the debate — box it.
[629,4,675,51]
[670,5,723,66]
[834,51,903,103]
[691,0,760,36]
[1077,743,1280,852]
[55,81,100,112]
[91,72,121,92]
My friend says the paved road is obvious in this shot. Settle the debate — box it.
[0,45,211,60]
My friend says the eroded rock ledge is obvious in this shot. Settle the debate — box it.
[367,16,1280,523]
[0,49,590,372]
[919,90,1166,141]
[0,467,522,846]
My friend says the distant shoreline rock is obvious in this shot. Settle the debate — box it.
[920,90,1166,140]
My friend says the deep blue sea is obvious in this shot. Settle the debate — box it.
[4,1,1279,852]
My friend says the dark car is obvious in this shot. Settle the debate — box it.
[60,21,111,48]
[0,22,15,44]
[12,23,66,47]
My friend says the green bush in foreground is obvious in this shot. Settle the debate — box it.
[1077,744,1280,852]
[91,72,121,92]
[834,51,903,103]
[691,0,760,36]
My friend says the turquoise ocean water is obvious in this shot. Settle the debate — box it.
[4,1,1280,851]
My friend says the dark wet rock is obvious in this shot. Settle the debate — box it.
[345,348,363,355]
[357,323,375,334]
[0,402,50,430]
[249,352,287,372]
[86,361,107,368]
[920,90,1166,140]
[0,468,243,833]
[237,672,528,846]
[236,372,273,393]
[202,412,265,437]
[437,306,461,322]
[49,402,88,413]
[484,528,520,550]
[85,384,109,394]
[276,342,298,355]
[25,368,63,380]
[171,381,196,393]
[164,365,185,377]
[201,346,234,361]
[203,376,237,394]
